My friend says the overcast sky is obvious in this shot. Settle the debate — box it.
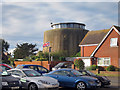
[1,1,119,53]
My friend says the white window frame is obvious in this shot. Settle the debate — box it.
[97,57,111,66]
[110,38,118,47]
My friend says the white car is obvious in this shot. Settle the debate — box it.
[7,68,59,90]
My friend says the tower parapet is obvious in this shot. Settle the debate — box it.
[51,22,86,29]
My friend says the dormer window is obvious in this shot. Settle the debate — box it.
[110,38,118,47]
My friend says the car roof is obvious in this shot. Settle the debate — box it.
[8,68,34,71]
[0,63,13,68]
[17,64,44,67]
[16,64,48,70]
[50,68,75,73]
[49,68,76,74]
[59,68,74,70]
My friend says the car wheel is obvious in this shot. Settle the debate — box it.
[76,81,86,90]
[28,83,38,90]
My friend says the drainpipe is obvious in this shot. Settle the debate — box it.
[81,46,84,57]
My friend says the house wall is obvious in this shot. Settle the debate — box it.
[94,29,119,67]
[81,45,97,57]
[118,34,120,67]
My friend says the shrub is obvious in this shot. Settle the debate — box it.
[115,68,120,71]
[74,58,85,70]
[106,65,116,71]
[85,66,91,70]
[59,57,66,61]
[98,66,105,71]
[89,65,98,70]
[118,68,120,71]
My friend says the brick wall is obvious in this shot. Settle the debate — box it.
[81,45,97,57]
[14,61,73,70]
[94,29,119,67]
[118,34,120,68]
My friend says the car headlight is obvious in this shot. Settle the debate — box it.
[38,80,50,85]
[2,82,8,86]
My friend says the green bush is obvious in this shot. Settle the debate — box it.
[118,68,120,71]
[115,68,120,71]
[85,66,91,70]
[74,52,81,57]
[59,57,66,61]
[98,66,105,71]
[89,65,98,70]
[74,58,85,70]
[106,65,116,71]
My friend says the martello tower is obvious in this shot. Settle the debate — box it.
[43,22,88,56]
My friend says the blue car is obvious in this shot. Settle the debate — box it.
[44,69,101,90]
[16,64,49,74]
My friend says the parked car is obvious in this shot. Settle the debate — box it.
[79,70,111,87]
[16,64,49,74]
[1,70,21,90]
[0,63,13,71]
[7,68,59,90]
[52,62,72,71]
[44,68,101,90]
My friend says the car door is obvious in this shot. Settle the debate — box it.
[10,70,28,88]
[50,70,75,87]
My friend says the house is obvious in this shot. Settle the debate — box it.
[79,25,120,68]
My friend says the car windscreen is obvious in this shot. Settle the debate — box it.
[23,70,41,77]
[16,65,23,69]
[71,70,83,76]
[54,63,65,68]
[86,71,96,76]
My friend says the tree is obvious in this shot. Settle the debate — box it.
[1,39,10,64]
[2,39,10,52]
[74,58,85,70]
[75,52,81,57]
[14,43,38,59]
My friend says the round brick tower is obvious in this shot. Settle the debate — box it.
[43,22,88,56]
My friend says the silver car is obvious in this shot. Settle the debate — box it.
[7,68,59,90]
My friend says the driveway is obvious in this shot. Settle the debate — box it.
[107,76,120,89]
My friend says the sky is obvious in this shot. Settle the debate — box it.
[1,0,119,53]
